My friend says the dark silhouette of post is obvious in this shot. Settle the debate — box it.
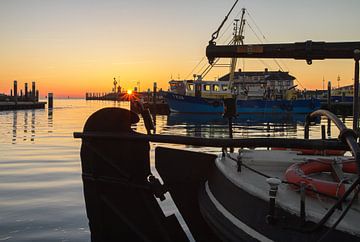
[25,83,28,98]
[153,82,157,114]
[327,81,332,136]
[32,81,36,101]
[327,81,331,110]
[48,93,53,109]
[13,80,18,104]
[353,50,360,132]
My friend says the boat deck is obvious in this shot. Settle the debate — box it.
[215,150,360,236]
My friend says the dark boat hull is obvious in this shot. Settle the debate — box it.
[199,164,358,241]
[164,92,320,114]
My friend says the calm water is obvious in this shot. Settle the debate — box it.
[0,99,353,241]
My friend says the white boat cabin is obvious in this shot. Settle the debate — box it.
[169,69,296,100]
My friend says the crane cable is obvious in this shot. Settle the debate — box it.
[186,2,245,79]
[246,10,306,89]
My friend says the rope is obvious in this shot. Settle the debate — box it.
[185,57,206,80]
[317,187,360,242]
[225,152,339,200]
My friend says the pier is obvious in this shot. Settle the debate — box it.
[0,101,46,111]
[0,80,47,111]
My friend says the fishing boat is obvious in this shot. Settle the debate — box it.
[74,107,360,242]
[164,8,320,115]
[164,84,320,114]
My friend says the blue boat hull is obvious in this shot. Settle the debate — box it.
[164,92,320,114]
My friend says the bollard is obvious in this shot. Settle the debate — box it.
[327,81,331,110]
[25,83,28,98]
[321,125,326,140]
[32,81,36,101]
[48,93,53,109]
[14,80,18,104]
[266,177,281,224]
[153,82,157,114]
[153,82,157,104]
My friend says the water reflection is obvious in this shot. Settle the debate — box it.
[165,113,314,138]
[12,111,17,144]
[10,109,43,144]
[31,109,35,141]
[48,108,53,132]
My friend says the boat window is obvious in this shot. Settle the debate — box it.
[222,85,228,91]
[170,83,177,90]
[203,84,211,91]
[187,83,194,91]
[213,84,220,91]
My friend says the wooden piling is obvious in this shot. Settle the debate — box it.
[25,83,28,98]
[32,81,36,101]
[153,82,157,114]
[48,93,53,109]
[14,80,18,104]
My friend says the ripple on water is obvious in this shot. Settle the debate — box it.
[0,99,351,241]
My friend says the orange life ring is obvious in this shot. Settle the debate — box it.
[272,147,346,156]
[285,159,357,198]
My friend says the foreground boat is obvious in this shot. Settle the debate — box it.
[200,149,358,241]
[74,107,359,241]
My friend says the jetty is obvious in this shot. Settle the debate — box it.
[0,80,46,111]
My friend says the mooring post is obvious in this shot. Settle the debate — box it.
[25,83,28,99]
[353,49,360,133]
[13,80,18,105]
[48,93,53,109]
[321,125,326,140]
[327,81,332,136]
[32,81,36,102]
[153,82,157,114]
[304,124,309,139]
[147,88,151,103]
[327,81,331,110]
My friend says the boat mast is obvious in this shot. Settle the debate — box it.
[228,8,246,92]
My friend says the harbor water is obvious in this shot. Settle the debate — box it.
[0,99,353,241]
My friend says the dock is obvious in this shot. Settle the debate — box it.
[0,101,46,111]
[0,80,46,111]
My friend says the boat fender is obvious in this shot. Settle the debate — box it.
[148,175,166,201]
[285,159,357,198]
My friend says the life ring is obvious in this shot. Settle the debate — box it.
[272,147,346,156]
[285,159,357,198]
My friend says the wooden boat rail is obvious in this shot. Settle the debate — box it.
[74,131,350,150]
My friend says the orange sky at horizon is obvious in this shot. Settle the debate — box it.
[0,0,359,98]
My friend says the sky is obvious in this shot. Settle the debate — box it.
[0,0,359,98]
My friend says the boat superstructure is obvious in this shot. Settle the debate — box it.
[165,7,315,114]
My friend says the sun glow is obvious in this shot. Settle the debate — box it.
[127,89,133,95]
